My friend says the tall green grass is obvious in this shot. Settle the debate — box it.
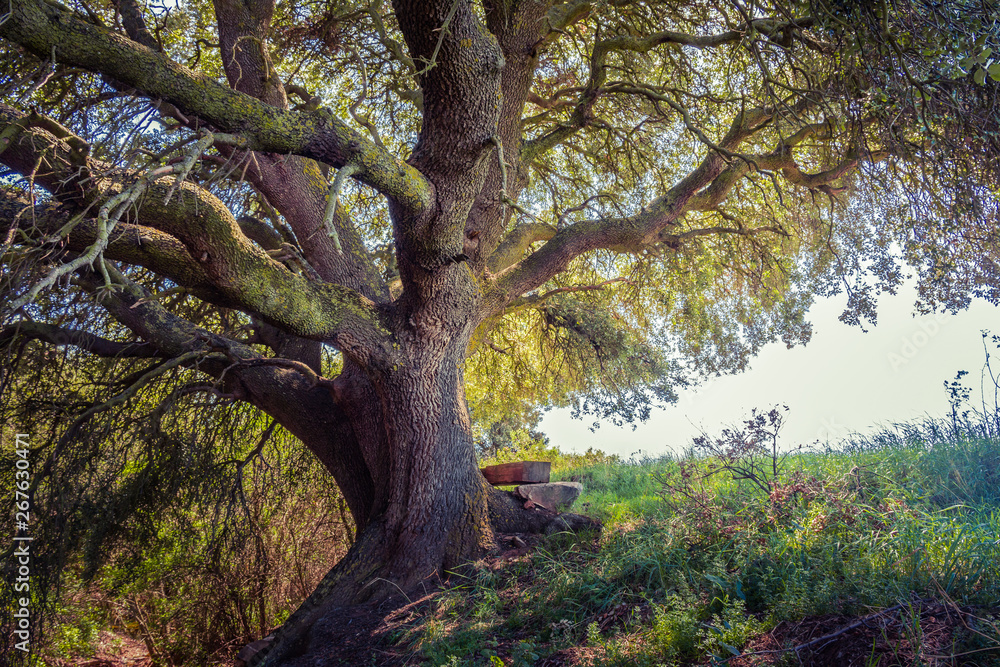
[412,415,1000,666]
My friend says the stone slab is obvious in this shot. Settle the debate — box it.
[515,481,583,511]
[481,460,551,485]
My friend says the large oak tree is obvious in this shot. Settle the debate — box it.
[1,0,997,663]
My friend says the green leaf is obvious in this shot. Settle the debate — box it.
[974,68,987,85]
[977,47,993,63]
[721,642,741,656]
[989,63,1000,82]
[734,579,746,601]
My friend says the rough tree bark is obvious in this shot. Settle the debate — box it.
[0,0,936,664]
[0,1,596,662]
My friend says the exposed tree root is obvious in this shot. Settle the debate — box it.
[245,489,600,667]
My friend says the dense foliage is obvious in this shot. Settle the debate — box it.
[0,0,998,663]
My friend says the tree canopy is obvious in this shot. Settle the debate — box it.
[1,0,998,664]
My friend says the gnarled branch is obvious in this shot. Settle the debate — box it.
[0,105,394,366]
[0,321,165,357]
[0,0,432,219]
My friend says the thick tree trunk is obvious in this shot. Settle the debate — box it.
[376,365,494,583]
[343,317,495,590]
[249,332,496,665]
[193,4,578,663]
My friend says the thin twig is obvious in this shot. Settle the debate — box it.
[415,0,463,76]
[507,277,633,310]
[323,164,360,252]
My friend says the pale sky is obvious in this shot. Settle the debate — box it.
[540,285,998,458]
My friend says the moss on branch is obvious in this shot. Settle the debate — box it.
[0,106,393,365]
[487,222,557,273]
[0,0,432,218]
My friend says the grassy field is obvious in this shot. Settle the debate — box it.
[397,416,1000,666]
[39,415,1000,666]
